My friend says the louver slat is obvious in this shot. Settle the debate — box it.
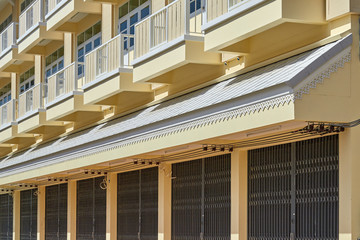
[20,189,37,240]
[0,194,13,240]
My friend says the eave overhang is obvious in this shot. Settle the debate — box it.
[0,34,353,183]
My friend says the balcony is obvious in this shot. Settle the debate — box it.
[0,99,16,131]
[83,34,153,114]
[45,62,103,129]
[45,0,101,32]
[202,0,327,60]
[17,0,63,54]
[0,22,33,72]
[132,0,223,92]
[0,100,16,155]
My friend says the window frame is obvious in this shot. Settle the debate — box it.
[20,0,36,14]
[45,46,65,82]
[19,67,35,95]
[76,22,102,78]
[118,0,151,49]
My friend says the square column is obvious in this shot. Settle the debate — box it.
[67,181,77,240]
[102,4,114,43]
[158,163,172,240]
[13,191,20,240]
[64,33,73,67]
[34,55,44,85]
[231,150,247,240]
[339,127,360,240]
[37,186,45,240]
[106,173,117,240]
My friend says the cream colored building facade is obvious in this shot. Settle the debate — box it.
[0,0,359,239]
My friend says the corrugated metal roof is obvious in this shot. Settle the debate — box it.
[0,34,352,172]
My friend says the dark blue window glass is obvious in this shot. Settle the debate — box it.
[130,13,138,25]
[94,37,101,48]
[52,65,57,74]
[120,21,127,32]
[141,6,150,19]
[78,65,83,76]
[58,60,64,70]
[46,69,51,77]
[197,0,201,9]
[190,1,195,13]
[85,42,92,53]
[78,48,84,57]
[190,0,202,13]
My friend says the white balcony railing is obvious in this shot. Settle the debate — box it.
[84,34,134,86]
[46,62,79,105]
[206,0,263,23]
[19,0,43,39]
[135,0,203,59]
[0,100,16,128]
[18,83,43,119]
[45,0,70,18]
[0,23,17,56]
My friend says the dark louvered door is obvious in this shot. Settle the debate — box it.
[45,183,68,240]
[172,159,202,240]
[94,177,107,240]
[118,171,139,240]
[248,135,338,240]
[20,189,37,240]
[140,168,158,240]
[172,155,231,240]
[295,136,339,240]
[117,167,158,240]
[248,144,292,239]
[77,177,106,240]
[204,155,231,239]
[0,194,13,240]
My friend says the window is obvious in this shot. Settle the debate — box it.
[169,0,202,14]
[21,0,36,13]
[44,0,62,15]
[0,84,11,107]
[0,15,12,33]
[77,22,102,78]
[190,0,202,14]
[19,67,35,94]
[45,46,64,81]
[118,0,150,48]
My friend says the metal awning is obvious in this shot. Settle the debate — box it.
[0,34,352,178]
